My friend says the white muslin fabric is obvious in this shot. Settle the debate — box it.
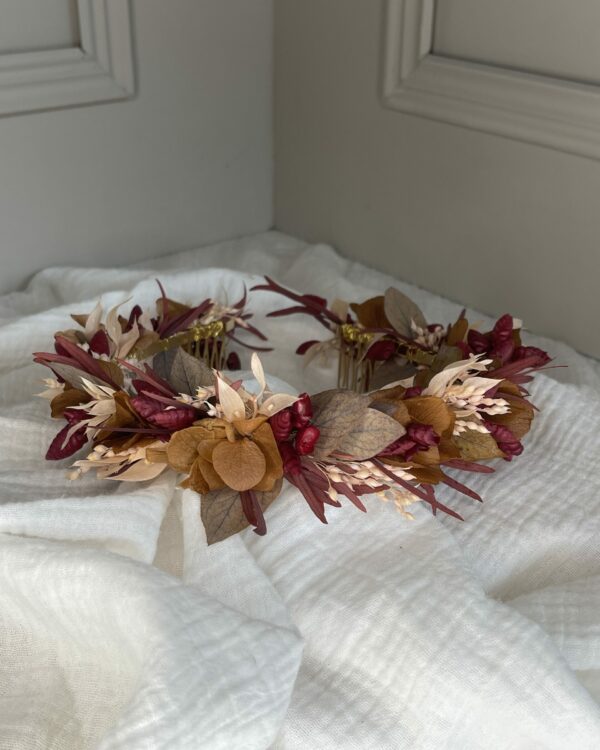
[0,231,599,749]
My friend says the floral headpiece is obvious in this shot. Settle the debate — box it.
[34,279,552,544]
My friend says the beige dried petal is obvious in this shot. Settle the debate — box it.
[217,377,246,421]
[258,393,298,417]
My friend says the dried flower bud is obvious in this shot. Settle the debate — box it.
[149,407,196,430]
[513,346,550,368]
[467,329,489,354]
[279,441,302,475]
[270,409,293,441]
[89,329,111,356]
[406,422,439,448]
[486,422,523,460]
[292,393,313,428]
[366,339,396,361]
[493,314,514,343]
[125,305,143,332]
[295,425,321,455]
[378,435,419,461]
[226,351,241,370]
[131,395,162,420]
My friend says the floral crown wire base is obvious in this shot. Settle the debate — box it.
[34,278,553,545]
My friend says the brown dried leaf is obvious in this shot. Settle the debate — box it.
[201,479,283,545]
[369,360,417,390]
[405,397,454,437]
[454,429,505,461]
[488,397,534,439]
[370,386,411,425]
[153,348,214,395]
[336,408,406,460]
[71,313,89,328]
[350,296,390,328]
[384,288,427,338]
[156,297,190,318]
[201,488,248,544]
[411,445,440,467]
[310,389,371,459]
[50,388,89,418]
[447,318,469,346]
[98,360,124,387]
[212,438,266,491]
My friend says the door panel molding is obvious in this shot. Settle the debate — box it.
[0,0,134,117]
[382,0,600,159]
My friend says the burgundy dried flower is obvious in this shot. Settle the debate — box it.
[270,409,293,441]
[366,339,397,362]
[46,407,89,461]
[148,408,196,430]
[406,423,439,449]
[295,425,320,456]
[279,441,302,475]
[378,435,420,461]
[125,305,143,332]
[89,330,111,356]
[467,329,489,354]
[486,422,523,461]
[489,338,514,365]
[226,351,241,370]
[493,314,514,343]
[292,393,313,428]
[131,395,196,431]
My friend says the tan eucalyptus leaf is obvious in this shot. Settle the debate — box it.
[166,427,205,472]
[454,429,505,461]
[212,438,266,491]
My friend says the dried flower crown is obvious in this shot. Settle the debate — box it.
[34,279,552,544]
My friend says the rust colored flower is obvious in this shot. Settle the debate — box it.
[166,416,283,495]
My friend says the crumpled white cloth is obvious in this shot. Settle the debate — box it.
[0,231,599,749]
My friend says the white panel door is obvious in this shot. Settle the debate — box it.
[274,0,600,357]
[433,0,600,85]
[0,0,80,53]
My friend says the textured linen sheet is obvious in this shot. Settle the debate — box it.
[0,231,599,749]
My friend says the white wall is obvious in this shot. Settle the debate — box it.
[274,0,600,358]
[0,0,273,293]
